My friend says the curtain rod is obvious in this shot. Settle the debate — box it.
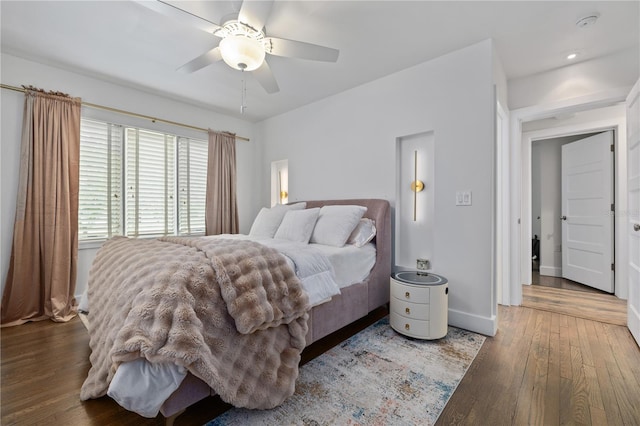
[0,83,250,142]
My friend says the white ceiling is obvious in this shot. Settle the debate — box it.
[1,1,638,122]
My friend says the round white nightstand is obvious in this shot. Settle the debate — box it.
[389,271,448,340]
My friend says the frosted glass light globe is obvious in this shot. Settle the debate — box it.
[220,35,265,71]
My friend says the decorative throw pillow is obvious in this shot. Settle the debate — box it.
[274,208,320,243]
[347,218,377,247]
[310,205,367,247]
[249,202,307,238]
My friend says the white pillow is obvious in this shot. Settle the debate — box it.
[274,208,320,243]
[249,202,307,238]
[347,218,377,247]
[310,205,367,247]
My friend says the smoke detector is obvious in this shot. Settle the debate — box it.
[576,14,599,28]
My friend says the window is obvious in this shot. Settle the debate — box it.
[178,137,208,235]
[78,118,207,242]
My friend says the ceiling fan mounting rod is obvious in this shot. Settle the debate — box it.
[240,71,247,114]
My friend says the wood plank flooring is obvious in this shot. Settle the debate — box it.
[437,304,640,425]
[0,308,387,426]
[2,291,639,425]
[531,268,605,294]
[438,286,639,425]
[522,284,628,326]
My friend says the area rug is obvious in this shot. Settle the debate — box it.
[207,317,485,425]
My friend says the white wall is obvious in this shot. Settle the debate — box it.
[539,139,564,276]
[1,53,257,299]
[492,43,509,311]
[508,47,638,110]
[492,43,509,110]
[537,140,562,277]
[256,40,498,336]
[395,131,435,270]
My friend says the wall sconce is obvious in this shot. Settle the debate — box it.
[271,159,288,206]
[278,170,288,204]
[410,150,424,221]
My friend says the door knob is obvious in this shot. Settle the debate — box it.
[561,215,567,221]
[634,223,640,232]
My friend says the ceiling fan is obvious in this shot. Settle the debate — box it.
[135,0,340,94]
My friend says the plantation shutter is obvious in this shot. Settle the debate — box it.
[125,128,176,237]
[78,119,122,240]
[79,118,206,242]
[178,137,208,235]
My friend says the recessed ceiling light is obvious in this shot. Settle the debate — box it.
[567,53,578,60]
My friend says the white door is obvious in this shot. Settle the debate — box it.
[627,79,640,347]
[561,131,614,292]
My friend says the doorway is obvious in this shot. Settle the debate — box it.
[510,101,629,306]
[531,131,614,293]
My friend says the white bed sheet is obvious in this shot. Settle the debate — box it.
[310,242,376,289]
[199,235,376,301]
[212,234,376,289]
[207,234,342,307]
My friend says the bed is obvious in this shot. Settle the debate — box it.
[80,198,391,424]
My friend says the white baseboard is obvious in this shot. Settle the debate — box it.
[448,308,497,337]
[539,265,562,277]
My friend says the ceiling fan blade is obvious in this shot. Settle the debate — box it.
[252,60,279,94]
[177,45,222,73]
[134,0,221,34]
[238,0,273,31]
[265,37,339,62]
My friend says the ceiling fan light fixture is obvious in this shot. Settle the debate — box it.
[220,34,265,71]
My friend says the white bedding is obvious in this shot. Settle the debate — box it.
[218,234,340,306]
[96,235,376,418]
[181,235,376,303]
[310,242,376,288]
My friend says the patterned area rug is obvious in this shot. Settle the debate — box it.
[207,317,485,425]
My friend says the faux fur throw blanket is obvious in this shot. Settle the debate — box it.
[80,236,310,409]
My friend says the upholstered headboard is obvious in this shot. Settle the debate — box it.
[301,199,391,310]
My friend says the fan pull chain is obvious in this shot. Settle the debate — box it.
[240,71,247,114]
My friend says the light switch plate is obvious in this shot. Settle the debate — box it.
[456,191,472,206]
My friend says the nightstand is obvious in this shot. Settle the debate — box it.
[390,271,448,339]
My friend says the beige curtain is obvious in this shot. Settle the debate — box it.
[205,130,239,235]
[1,88,81,327]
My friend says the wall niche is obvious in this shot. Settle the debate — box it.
[395,131,435,271]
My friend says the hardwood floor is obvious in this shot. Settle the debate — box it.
[523,284,627,326]
[526,268,627,325]
[2,296,639,425]
[438,305,640,425]
[438,285,639,425]
[0,308,387,426]
[531,268,607,294]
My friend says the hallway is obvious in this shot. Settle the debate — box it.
[523,269,627,326]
